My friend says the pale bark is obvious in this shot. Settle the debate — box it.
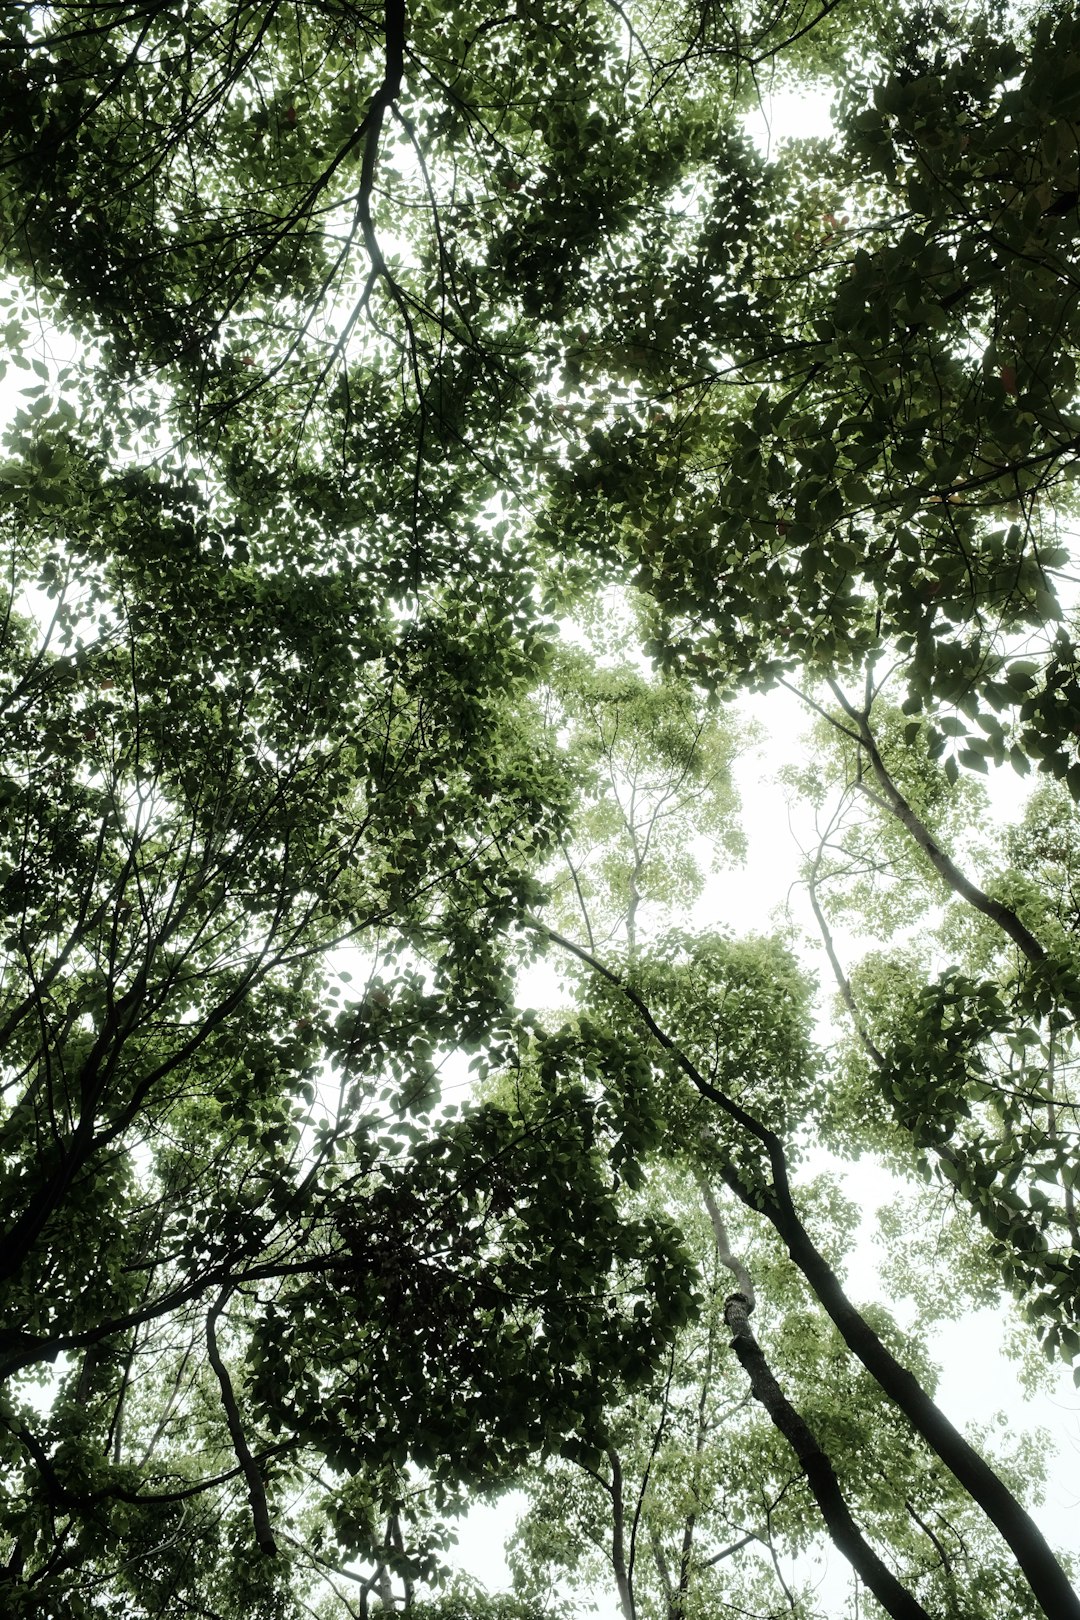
[607,1443,636,1620]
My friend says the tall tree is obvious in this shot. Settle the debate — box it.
[796,679,1080,1361]
[0,0,1078,1614]
[510,1168,1052,1620]
[0,405,699,1614]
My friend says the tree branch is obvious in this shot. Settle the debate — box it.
[693,1167,756,1309]
[357,0,407,288]
[826,681,1048,965]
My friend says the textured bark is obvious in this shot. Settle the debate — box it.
[694,1168,756,1307]
[607,1443,636,1620]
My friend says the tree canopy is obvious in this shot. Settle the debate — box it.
[0,0,1079,1616]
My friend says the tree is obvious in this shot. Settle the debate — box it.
[794,677,1080,1362]
[0,0,1078,1615]
[510,1168,1052,1620]
[513,639,1073,1617]
[0,376,696,1614]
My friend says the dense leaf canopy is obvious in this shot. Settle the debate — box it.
[0,1,1079,1617]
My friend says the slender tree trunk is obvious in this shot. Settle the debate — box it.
[806,901,1080,1618]
[608,1443,636,1620]
[205,1289,276,1556]
[736,1164,1080,1620]
[698,1173,928,1618]
[694,1169,755,1306]
[725,1293,932,1620]
[389,1512,413,1611]
[375,1559,394,1612]
[674,1297,717,1620]
[627,858,642,959]
[647,1521,678,1620]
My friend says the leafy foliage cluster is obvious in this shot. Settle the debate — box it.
[0,1,1079,1618]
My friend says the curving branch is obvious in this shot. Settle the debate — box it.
[825,680,1049,965]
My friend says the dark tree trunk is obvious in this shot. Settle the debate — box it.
[724,1293,932,1620]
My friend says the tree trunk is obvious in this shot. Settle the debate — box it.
[724,1293,932,1620]
[205,1290,276,1556]
[646,1521,679,1620]
[608,1443,636,1620]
